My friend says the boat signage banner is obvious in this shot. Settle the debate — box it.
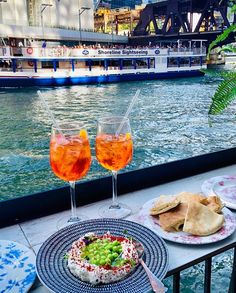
[72,49,168,57]
[15,47,168,58]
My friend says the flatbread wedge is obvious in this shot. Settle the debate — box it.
[176,191,208,205]
[183,202,224,236]
[159,203,188,232]
[150,195,180,215]
[205,196,224,213]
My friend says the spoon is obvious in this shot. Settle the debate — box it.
[134,239,168,293]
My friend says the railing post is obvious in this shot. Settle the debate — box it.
[53,60,57,72]
[204,258,212,293]
[12,59,16,72]
[33,60,37,73]
[88,59,92,71]
[119,59,123,70]
[71,59,75,72]
[228,247,236,293]
[173,272,180,293]
[177,57,180,67]
[104,59,108,70]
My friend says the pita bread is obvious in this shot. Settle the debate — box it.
[176,191,207,204]
[159,203,188,232]
[205,196,224,213]
[150,195,180,215]
[183,202,224,236]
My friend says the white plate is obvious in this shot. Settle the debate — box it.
[138,197,236,245]
[0,240,36,293]
[201,175,236,209]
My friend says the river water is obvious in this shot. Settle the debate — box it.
[1,75,236,200]
[0,76,235,291]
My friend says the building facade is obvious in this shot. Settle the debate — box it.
[0,0,94,31]
[95,0,143,9]
[111,0,142,9]
[0,0,128,44]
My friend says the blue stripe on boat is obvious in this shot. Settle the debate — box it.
[0,71,204,87]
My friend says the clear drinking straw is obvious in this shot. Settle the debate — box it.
[37,90,65,137]
[116,89,141,135]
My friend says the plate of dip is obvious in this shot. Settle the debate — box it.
[36,218,169,293]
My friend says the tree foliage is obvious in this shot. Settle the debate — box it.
[208,4,236,116]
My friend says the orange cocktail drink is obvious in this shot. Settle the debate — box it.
[96,133,133,172]
[50,130,91,182]
[96,116,133,218]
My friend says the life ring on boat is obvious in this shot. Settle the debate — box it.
[27,47,33,55]
[28,61,34,67]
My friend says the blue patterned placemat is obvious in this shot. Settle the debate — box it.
[0,240,36,293]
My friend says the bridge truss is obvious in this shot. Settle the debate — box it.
[132,0,235,44]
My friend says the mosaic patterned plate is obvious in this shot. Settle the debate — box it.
[36,218,169,293]
[202,175,236,209]
[0,240,36,293]
[138,197,236,245]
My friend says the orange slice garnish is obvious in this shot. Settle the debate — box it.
[125,133,131,139]
[79,129,88,139]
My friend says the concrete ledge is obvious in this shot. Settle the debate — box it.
[0,24,128,43]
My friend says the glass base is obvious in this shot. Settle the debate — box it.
[56,213,88,230]
[99,202,131,219]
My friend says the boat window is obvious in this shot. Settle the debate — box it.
[0,59,12,71]
[179,57,190,67]
[86,60,106,68]
[89,60,102,66]
[167,57,178,67]
[150,58,155,68]
[108,60,120,68]
[123,59,133,69]
[136,59,148,69]
[16,60,23,71]
[191,57,201,66]
[41,61,58,69]
[202,56,207,65]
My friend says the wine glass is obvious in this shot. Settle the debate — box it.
[50,123,91,228]
[96,116,133,218]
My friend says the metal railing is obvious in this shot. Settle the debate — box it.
[169,48,207,55]
[165,243,236,293]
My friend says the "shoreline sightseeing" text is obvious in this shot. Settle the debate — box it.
[98,49,149,55]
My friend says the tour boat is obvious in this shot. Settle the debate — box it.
[0,41,207,87]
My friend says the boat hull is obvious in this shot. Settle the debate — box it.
[0,70,204,87]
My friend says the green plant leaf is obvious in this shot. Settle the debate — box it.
[207,24,236,58]
[221,44,236,53]
[231,4,236,13]
[209,72,236,115]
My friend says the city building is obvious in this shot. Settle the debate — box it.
[111,0,142,9]
[0,0,127,44]
[95,0,143,9]
[142,0,162,3]
[0,0,94,31]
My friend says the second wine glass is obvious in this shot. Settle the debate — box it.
[96,116,133,218]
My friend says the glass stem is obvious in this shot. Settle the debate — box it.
[111,171,120,208]
[69,181,77,220]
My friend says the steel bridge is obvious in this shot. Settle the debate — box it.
[130,0,236,46]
